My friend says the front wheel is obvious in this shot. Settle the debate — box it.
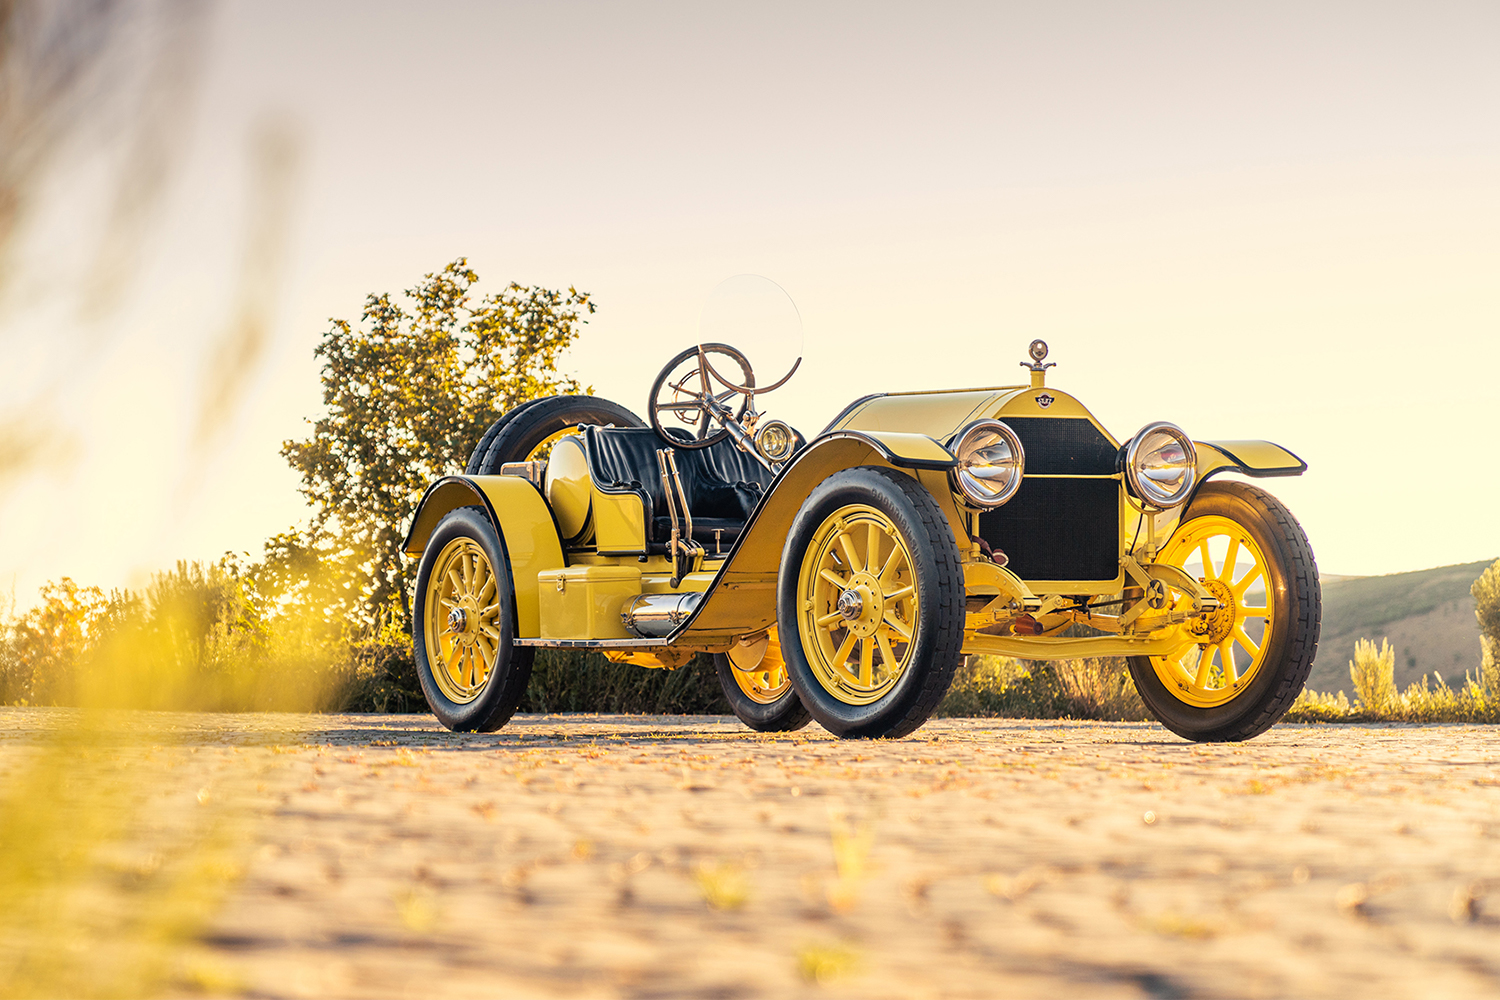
[778,467,965,739]
[414,507,534,732]
[1129,481,1321,742]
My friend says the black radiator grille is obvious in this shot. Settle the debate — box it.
[978,477,1120,581]
[1002,417,1118,476]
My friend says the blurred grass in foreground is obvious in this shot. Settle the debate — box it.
[0,561,731,716]
[0,716,257,997]
[1,561,414,714]
[0,570,320,997]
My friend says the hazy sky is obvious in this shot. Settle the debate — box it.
[2,0,1497,601]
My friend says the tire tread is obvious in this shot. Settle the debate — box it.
[857,467,966,739]
[1214,482,1321,741]
[466,395,644,475]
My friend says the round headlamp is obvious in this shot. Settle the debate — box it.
[754,419,798,463]
[948,419,1025,509]
[1122,421,1198,509]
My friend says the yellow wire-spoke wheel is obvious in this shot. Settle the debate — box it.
[423,537,503,704]
[1147,514,1274,708]
[729,631,791,705]
[797,504,919,706]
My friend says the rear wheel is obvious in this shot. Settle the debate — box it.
[1129,481,1320,742]
[778,467,964,739]
[466,395,644,474]
[713,628,811,732]
[414,507,534,732]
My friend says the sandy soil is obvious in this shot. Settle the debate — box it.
[9,712,1500,998]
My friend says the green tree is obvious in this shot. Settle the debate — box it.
[0,579,110,705]
[278,258,593,627]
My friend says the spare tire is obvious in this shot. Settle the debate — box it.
[465,395,645,475]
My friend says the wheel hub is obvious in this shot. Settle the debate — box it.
[840,573,883,638]
[1188,577,1237,643]
[447,607,468,634]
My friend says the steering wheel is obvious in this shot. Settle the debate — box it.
[649,343,756,449]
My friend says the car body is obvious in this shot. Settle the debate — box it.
[404,341,1320,741]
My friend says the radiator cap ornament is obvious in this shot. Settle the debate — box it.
[1021,339,1056,387]
[1021,339,1056,373]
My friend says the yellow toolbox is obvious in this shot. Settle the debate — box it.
[536,565,642,640]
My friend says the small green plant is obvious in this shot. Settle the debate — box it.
[1350,637,1397,713]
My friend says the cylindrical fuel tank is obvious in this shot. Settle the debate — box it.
[620,593,703,638]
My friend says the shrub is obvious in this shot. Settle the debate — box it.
[519,651,730,715]
[1473,558,1500,694]
[337,619,425,713]
[1288,635,1500,724]
[332,644,735,716]
[936,655,1146,722]
[1349,637,1397,713]
[1283,687,1354,722]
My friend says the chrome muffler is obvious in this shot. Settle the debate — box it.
[621,593,702,638]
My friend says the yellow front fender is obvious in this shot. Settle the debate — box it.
[682,431,965,638]
[1196,440,1306,480]
[404,475,564,638]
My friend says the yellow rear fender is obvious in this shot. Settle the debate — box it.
[403,475,565,638]
[681,430,966,639]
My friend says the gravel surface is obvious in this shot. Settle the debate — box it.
[7,711,1500,998]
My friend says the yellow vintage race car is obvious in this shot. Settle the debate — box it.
[404,340,1318,742]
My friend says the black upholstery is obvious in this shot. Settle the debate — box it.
[584,426,776,548]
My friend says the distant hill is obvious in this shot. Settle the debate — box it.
[1308,559,1494,693]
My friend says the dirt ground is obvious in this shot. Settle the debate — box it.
[9,712,1500,998]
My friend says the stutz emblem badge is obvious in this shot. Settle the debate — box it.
[1035,393,1055,409]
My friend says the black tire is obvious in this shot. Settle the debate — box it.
[466,395,644,475]
[413,507,534,732]
[777,466,965,739]
[1128,481,1321,742]
[713,634,812,733]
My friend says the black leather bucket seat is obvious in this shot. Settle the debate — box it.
[583,426,777,552]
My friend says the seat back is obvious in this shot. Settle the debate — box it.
[584,426,774,547]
